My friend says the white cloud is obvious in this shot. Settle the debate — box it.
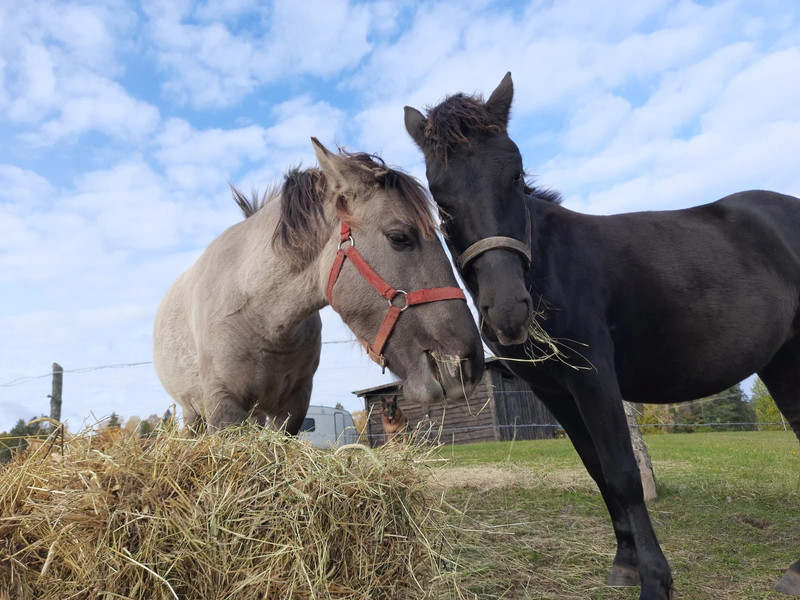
[20,74,161,145]
[144,0,373,109]
[0,8,159,150]
[0,164,54,212]
[6,43,58,121]
[154,118,271,190]
[256,0,372,77]
[266,96,347,151]
[65,162,187,251]
[193,0,262,22]
[564,94,631,154]
[702,47,800,132]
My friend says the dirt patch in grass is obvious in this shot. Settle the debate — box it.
[430,463,596,493]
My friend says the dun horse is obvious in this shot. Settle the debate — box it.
[154,138,484,434]
[405,74,800,598]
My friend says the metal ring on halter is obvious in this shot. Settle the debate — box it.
[389,290,409,311]
[338,235,354,250]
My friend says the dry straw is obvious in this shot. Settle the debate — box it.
[0,425,457,599]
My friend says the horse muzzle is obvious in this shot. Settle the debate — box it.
[401,349,483,405]
[479,291,533,346]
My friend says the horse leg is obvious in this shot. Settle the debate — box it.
[758,336,800,441]
[566,374,673,600]
[540,392,640,586]
[179,403,203,435]
[275,377,313,436]
[757,336,800,596]
[201,381,252,429]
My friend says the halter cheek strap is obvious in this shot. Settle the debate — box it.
[455,199,532,271]
[326,222,466,372]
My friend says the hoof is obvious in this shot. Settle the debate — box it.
[607,564,640,587]
[776,569,800,596]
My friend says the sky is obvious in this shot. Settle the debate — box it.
[2,0,800,433]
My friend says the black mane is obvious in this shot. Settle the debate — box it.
[423,93,500,158]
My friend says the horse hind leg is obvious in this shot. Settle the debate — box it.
[777,563,800,597]
[758,335,800,441]
[757,336,800,596]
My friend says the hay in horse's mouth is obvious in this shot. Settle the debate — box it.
[483,309,594,373]
[429,351,476,402]
[429,349,444,382]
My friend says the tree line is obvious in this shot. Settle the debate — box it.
[635,380,787,433]
[1,380,787,462]
[0,410,175,463]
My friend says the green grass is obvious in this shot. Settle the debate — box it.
[435,431,799,599]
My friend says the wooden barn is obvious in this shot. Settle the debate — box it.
[354,358,559,446]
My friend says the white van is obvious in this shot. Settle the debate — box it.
[298,405,359,448]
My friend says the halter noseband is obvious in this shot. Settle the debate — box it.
[454,200,532,272]
[326,222,467,373]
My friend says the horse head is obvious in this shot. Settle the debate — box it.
[404,73,538,346]
[311,139,485,405]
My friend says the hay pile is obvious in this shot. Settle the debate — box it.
[0,426,455,599]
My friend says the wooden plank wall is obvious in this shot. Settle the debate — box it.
[363,368,498,447]
[361,361,559,446]
[489,368,559,440]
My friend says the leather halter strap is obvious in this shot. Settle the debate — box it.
[455,200,532,271]
[326,222,467,372]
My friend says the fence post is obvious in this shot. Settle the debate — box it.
[624,401,657,501]
[50,362,63,423]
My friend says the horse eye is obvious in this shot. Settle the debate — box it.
[514,172,524,184]
[386,231,412,247]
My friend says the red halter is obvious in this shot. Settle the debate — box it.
[326,222,467,372]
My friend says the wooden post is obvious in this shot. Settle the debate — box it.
[50,362,63,423]
[624,401,657,501]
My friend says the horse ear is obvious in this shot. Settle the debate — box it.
[311,137,349,191]
[404,106,427,149]
[485,71,513,130]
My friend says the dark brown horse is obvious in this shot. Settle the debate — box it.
[405,73,800,599]
[154,138,484,433]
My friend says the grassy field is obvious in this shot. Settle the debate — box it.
[434,431,799,600]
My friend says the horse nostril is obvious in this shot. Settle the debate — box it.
[522,294,533,318]
[479,300,492,322]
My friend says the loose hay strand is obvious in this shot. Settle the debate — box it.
[0,424,461,600]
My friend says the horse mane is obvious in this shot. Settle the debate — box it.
[230,185,274,218]
[272,168,329,267]
[523,178,563,205]
[337,151,436,237]
[272,153,436,269]
[423,93,501,159]
[424,94,563,205]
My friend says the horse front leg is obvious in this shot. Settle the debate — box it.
[567,375,673,600]
[275,377,313,436]
[540,391,640,587]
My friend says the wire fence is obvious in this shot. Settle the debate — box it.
[361,420,795,443]
[2,360,796,446]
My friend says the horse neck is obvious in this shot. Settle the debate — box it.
[528,196,562,276]
[528,198,595,291]
[238,205,336,337]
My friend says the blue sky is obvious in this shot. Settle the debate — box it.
[2,0,800,432]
